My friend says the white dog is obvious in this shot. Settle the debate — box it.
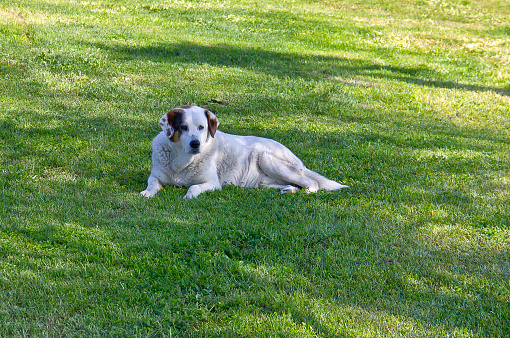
[140,105,348,199]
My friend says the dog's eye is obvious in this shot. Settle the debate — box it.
[198,126,204,131]
[180,125,188,131]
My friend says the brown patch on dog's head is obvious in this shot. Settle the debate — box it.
[160,108,185,142]
[205,110,219,138]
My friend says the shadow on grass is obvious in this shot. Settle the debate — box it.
[91,41,510,97]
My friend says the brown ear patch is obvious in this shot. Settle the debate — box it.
[205,110,218,138]
[166,109,185,142]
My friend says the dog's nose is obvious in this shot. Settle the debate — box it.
[189,139,200,149]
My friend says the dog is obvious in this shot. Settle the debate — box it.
[140,105,349,199]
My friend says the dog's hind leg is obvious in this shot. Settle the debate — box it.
[258,152,320,193]
[304,168,349,191]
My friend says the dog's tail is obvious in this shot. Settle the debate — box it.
[305,168,349,191]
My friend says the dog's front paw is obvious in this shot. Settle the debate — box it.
[183,185,202,199]
[183,190,198,199]
[140,190,155,198]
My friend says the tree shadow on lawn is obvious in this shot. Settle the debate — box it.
[0,106,155,192]
[92,41,510,97]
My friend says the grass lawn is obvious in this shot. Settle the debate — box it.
[1,0,509,336]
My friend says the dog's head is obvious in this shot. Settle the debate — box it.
[159,105,219,154]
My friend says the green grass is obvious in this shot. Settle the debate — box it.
[1,0,510,336]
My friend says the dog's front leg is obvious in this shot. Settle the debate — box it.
[184,182,219,199]
[140,175,163,198]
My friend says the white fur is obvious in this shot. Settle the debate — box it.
[140,106,349,199]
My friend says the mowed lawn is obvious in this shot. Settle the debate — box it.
[1,0,509,336]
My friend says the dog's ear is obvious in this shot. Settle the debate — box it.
[159,109,183,142]
[205,110,219,138]
[159,112,175,138]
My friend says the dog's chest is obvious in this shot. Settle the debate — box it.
[155,145,208,186]
[164,169,196,186]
